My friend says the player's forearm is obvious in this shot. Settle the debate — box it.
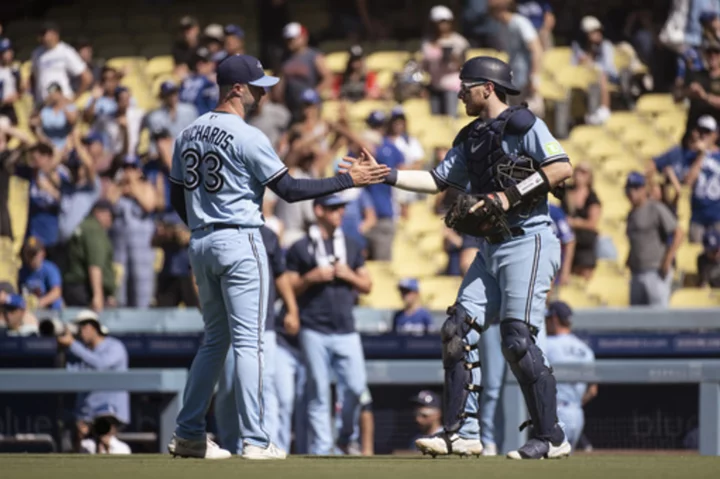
[267,170,354,203]
[384,170,441,194]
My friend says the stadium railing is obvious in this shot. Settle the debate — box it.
[0,369,187,452]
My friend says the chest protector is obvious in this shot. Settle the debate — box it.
[454,105,543,217]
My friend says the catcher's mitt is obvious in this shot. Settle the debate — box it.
[444,193,511,239]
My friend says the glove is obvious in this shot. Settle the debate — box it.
[444,193,511,239]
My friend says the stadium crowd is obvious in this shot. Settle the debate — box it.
[0,0,717,458]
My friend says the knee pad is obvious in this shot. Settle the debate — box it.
[500,320,533,364]
[440,304,482,433]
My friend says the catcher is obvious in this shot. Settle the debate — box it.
[345,56,572,460]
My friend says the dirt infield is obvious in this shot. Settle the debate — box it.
[2,453,718,479]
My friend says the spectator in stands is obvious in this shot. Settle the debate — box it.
[386,106,425,217]
[59,133,102,244]
[333,45,380,102]
[152,211,197,307]
[248,89,291,151]
[83,67,121,126]
[18,236,62,310]
[685,37,720,134]
[258,0,290,72]
[142,134,171,214]
[622,7,655,68]
[625,172,684,307]
[142,82,197,160]
[698,228,720,287]
[223,25,246,58]
[96,86,144,158]
[0,38,20,125]
[74,38,103,88]
[516,0,555,49]
[59,310,129,447]
[63,200,116,311]
[443,227,464,276]
[201,24,225,62]
[571,16,616,125]
[31,82,78,151]
[684,1,720,50]
[549,203,576,287]
[31,22,92,108]
[544,301,597,450]
[339,187,376,257]
[421,5,469,117]
[0,119,33,239]
[409,390,443,450]
[672,11,718,102]
[560,162,601,280]
[393,278,434,335]
[179,48,218,117]
[109,155,157,308]
[172,16,201,77]
[0,291,38,336]
[289,89,331,158]
[277,22,332,121]
[287,194,372,455]
[681,116,720,243]
[489,0,543,111]
[15,143,66,262]
[362,111,405,261]
[80,405,131,455]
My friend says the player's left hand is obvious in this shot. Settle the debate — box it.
[333,262,355,282]
[468,191,510,213]
[56,329,74,348]
[338,150,390,186]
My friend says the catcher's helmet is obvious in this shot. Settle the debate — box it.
[460,56,520,96]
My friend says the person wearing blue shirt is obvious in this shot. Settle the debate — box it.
[680,116,720,243]
[339,188,376,255]
[392,278,435,335]
[544,301,597,451]
[83,67,121,125]
[18,236,63,310]
[549,203,576,287]
[286,194,372,455]
[179,48,219,116]
[516,0,555,48]
[362,111,405,260]
[35,82,78,150]
[57,310,130,444]
[14,143,68,262]
[142,81,198,159]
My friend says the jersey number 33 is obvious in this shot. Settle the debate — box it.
[183,149,225,193]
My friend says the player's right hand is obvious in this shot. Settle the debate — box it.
[338,149,390,186]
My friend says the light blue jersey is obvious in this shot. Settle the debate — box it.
[169,112,288,230]
[545,333,595,406]
[433,116,566,229]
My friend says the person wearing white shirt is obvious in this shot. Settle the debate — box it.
[0,38,19,123]
[386,107,425,215]
[30,22,92,107]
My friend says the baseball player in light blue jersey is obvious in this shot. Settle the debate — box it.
[166,54,389,460]
[544,301,597,450]
[364,56,573,459]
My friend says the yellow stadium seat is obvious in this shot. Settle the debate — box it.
[8,177,29,255]
[376,70,395,90]
[601,195,631,223]
[107,56,148,76]
[417,232,443,256]
[321,100,344,121]
[603,111,644,135]
[557,285,601,309]
[600,157,643,182]
[568,125,609,148]
[636,94,679,116]
[325,51,349,74]
[636,139,675,159]
[542,47,572,74]
[347,100,392,122]
[401,98,432,121]
[584,141,628,163]
[538,78,567,102]
[670,288,720,307]
[467,49,509,63]
[554,65,599,91]
[146,55,175,79]
[618,125,663,148]
[586,272,630,306]
[365,51,410,72]
[676,243,704,274]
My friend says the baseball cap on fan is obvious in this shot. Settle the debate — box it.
[283,22,307,40]
[581,16,603,33]
[430,5,454,22]
[696,115,718,133]
[216,54,279,88]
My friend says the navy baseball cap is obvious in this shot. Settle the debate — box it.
[390,105,406,119]
[301,88,322,105]
[411,390,441,409]
[3,293,26,310]
[546,301,573,323]
[625,171,646,189]
[122,155,141,168]
[0,38,12,53]
[114,86,130,100]
[313,194,349,208]
[216,54,279,88]
[700,11,719,24]
[366,110,387,127]
[159,81,178,97]
[224,24,245,38]
[398,278,419,292]
[704,229,720,251]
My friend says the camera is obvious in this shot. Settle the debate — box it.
[38,318,77,337]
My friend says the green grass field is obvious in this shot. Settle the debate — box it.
[2,454,719,479]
